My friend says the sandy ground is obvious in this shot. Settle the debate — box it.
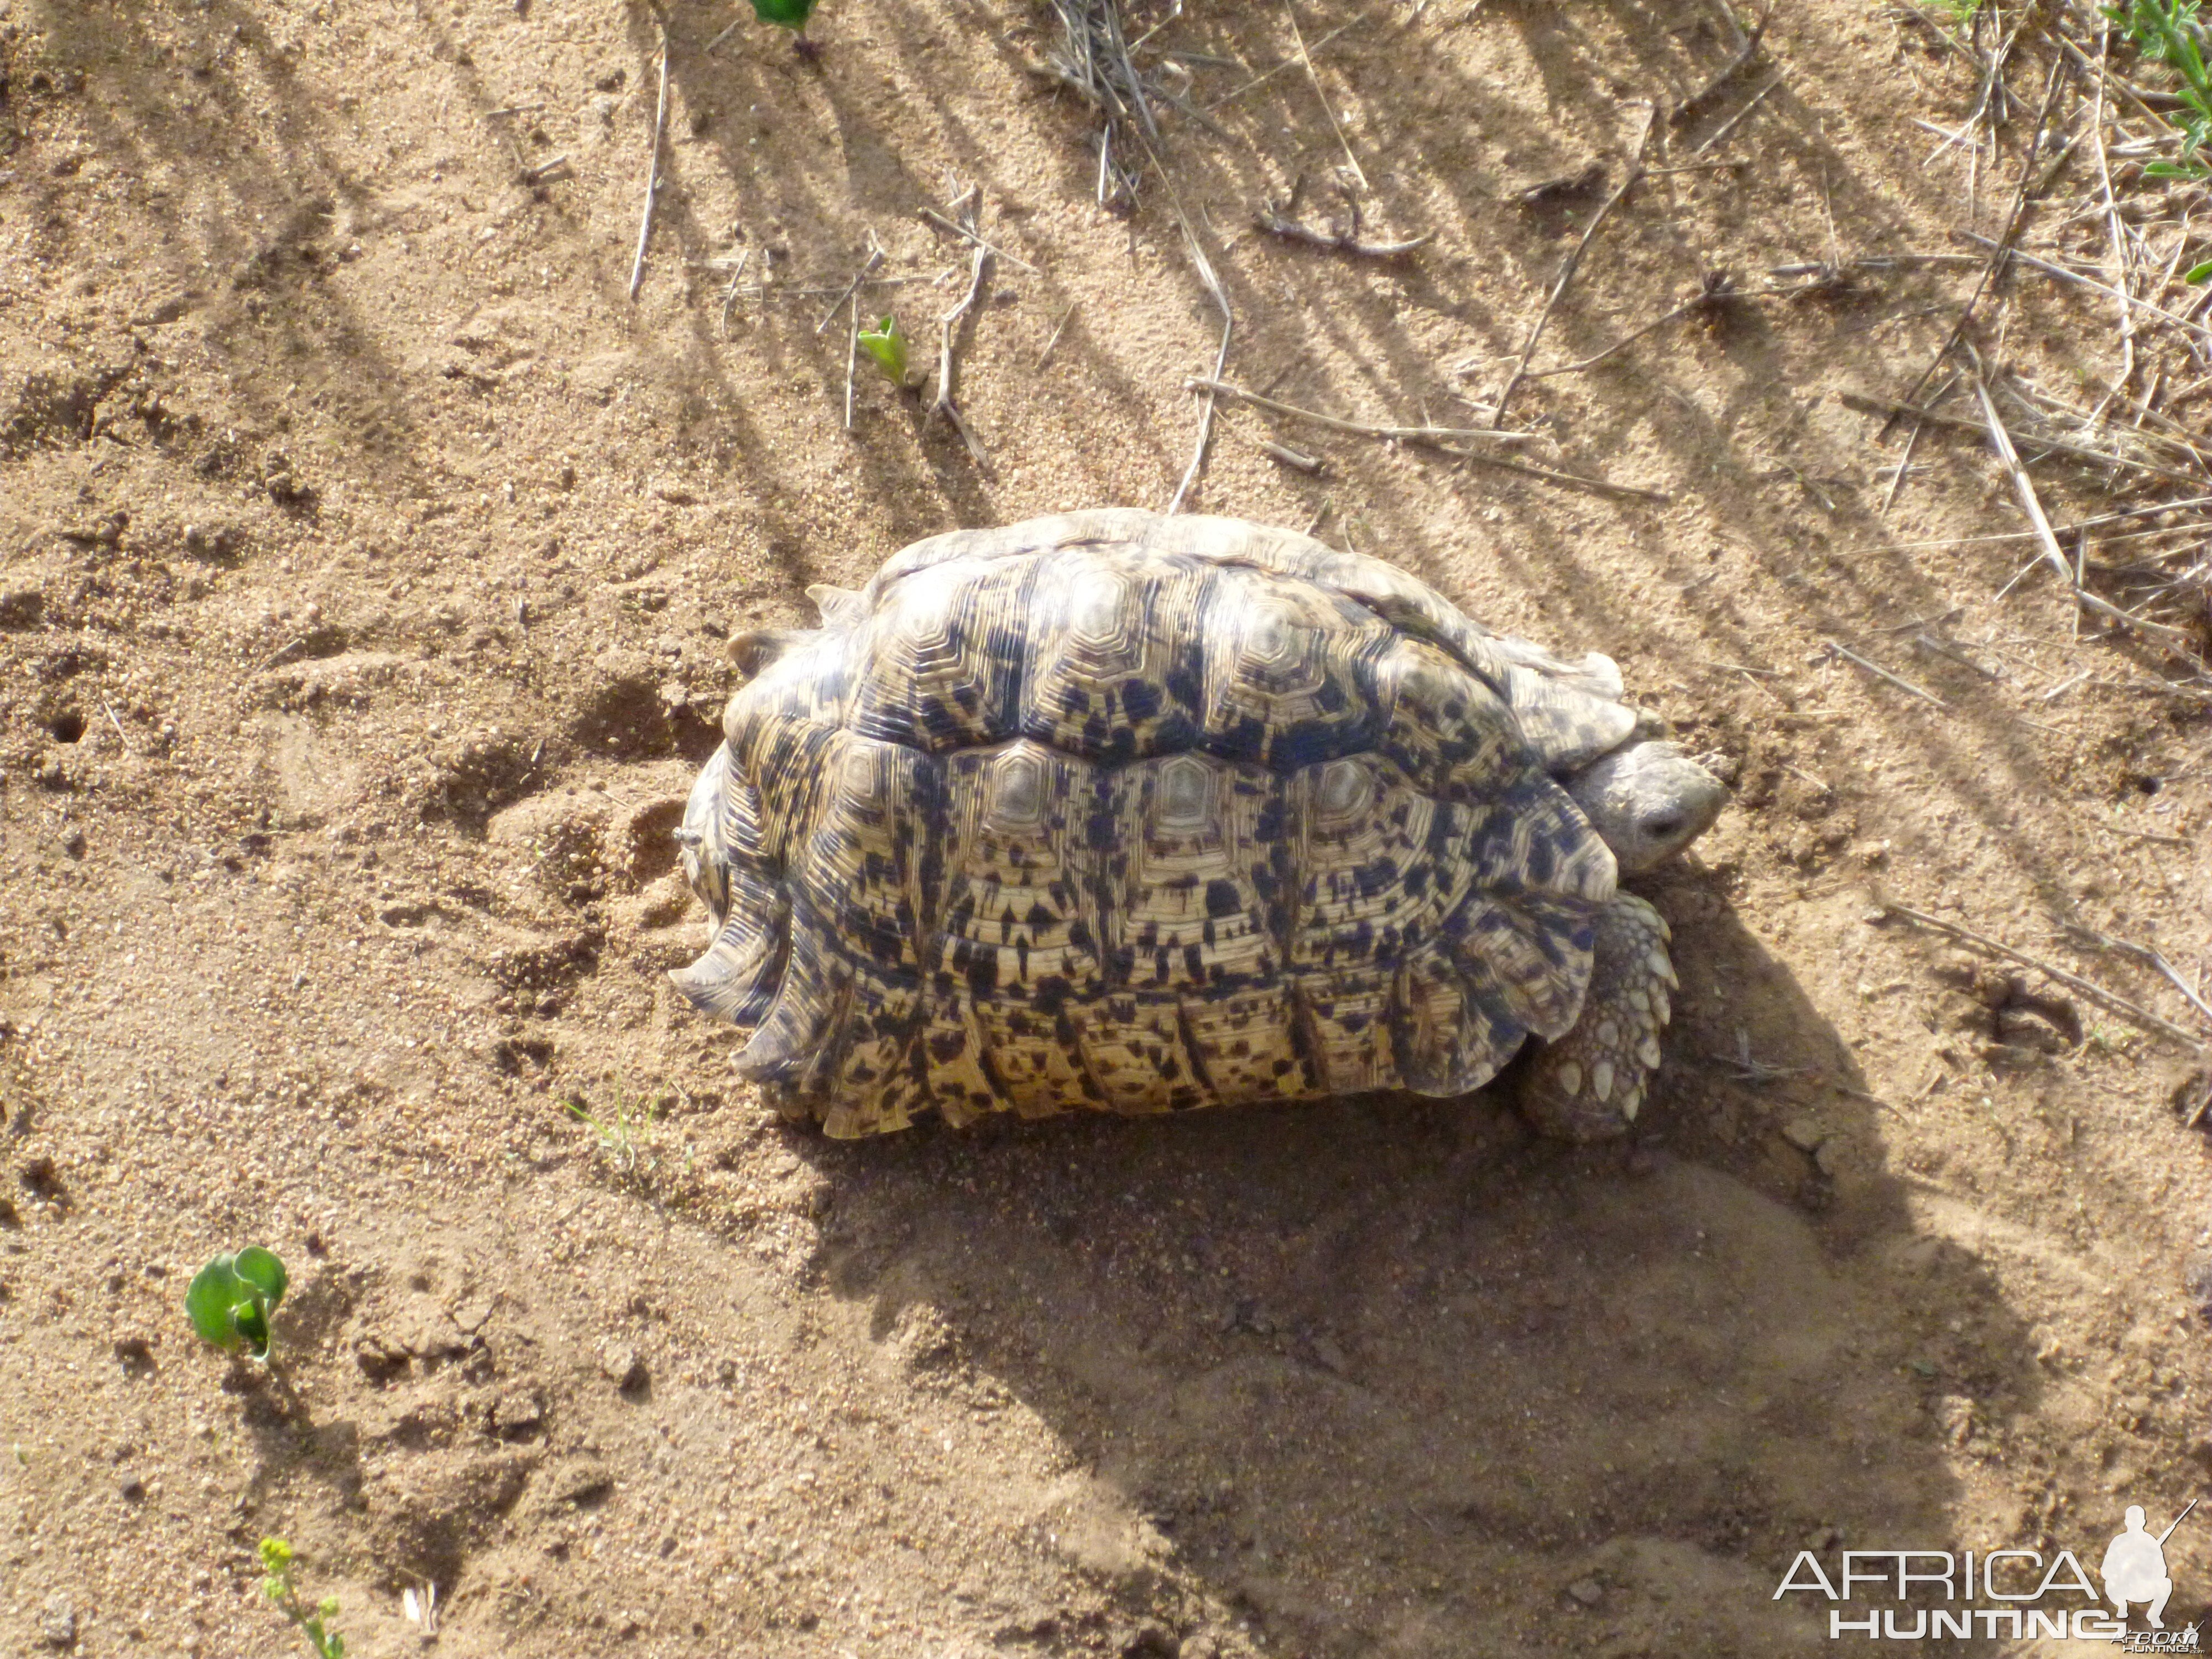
[2,0,2210,1653]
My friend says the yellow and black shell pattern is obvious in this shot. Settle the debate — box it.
[672,510,1632,1139]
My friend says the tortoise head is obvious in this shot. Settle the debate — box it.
[1563,740,1727,876]
[674,743,734,940]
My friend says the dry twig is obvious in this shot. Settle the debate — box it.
[1672,7,1773,126]
[1253,205,1428,259]
[1491,104,1657,427]
[920,206,1039,273]
[1185,378,1533,447]
[1972,376,2198,651]
[935,241,993,468]
[815,247,886,336]
[1881,902,2210,1054]
[1823,640,1949,706]
[1281,0,1366,190]
[1884,61,2065,435]
[627,29,671,304]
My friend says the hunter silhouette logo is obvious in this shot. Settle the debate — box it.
[2103,1502,2192,1629]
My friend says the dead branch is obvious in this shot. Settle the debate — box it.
[1491,104,1658,427]
[1672,6,1773,126]
[627,30,671,302]
[1881,902,2209,1054]
[1253,206,1429,259]
[1972,375,2198,652]
[1885,61,2065,435]
[934,241,993,469]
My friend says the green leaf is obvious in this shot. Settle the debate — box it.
[186,1249,288,1361]
[857,315,910,388]
[233,1246,289,1310]
[2188,261,2212,283]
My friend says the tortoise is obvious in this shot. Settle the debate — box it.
[670,510,1726,1141]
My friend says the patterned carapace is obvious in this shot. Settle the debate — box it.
[673,510,1640,1138]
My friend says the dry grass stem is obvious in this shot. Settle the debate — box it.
[1955,232,2212,346]
[1823,640,1949,707]
[920,206,1039,273]
[814,247,886,336]
[1185,378,1532,447]
[1280,0,1366,190]
[1973,377,2198,651]
[718,248,751,340]
[1881,904,2210,1054]
[1036,303,1077,369]
[1885,61,2066,434]
[1691,73,1785,156]
[1672,7,1772,126]
[626,30,671,304]
[1843,388,2210,489]
[1491,105,1657,427]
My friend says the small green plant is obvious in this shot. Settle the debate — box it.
[260,1538,346,1658]
[2108,0,2212,190]
[564,1084,659,1173]
[857,313,915,388]
[185,1247,289,1362]
[749,0,821,56]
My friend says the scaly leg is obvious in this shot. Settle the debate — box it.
[1515,893,1676,1141]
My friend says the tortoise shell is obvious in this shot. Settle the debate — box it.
[673,510,1633,1138]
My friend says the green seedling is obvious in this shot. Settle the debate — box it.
[750,0,821,56]
[857,314,915,389]
[186,1247,289,1361]
[564,1085,659,1173]
[260,1537,346,1659]
[2108,0,2212,179]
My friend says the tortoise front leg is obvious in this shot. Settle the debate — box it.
[1515,893,1676,1141]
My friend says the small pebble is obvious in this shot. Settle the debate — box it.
[1781,1116,1825,1152]
[1565,1577,1604,1608]
[40,1591,76,1646]
[599,1343,648,1393]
